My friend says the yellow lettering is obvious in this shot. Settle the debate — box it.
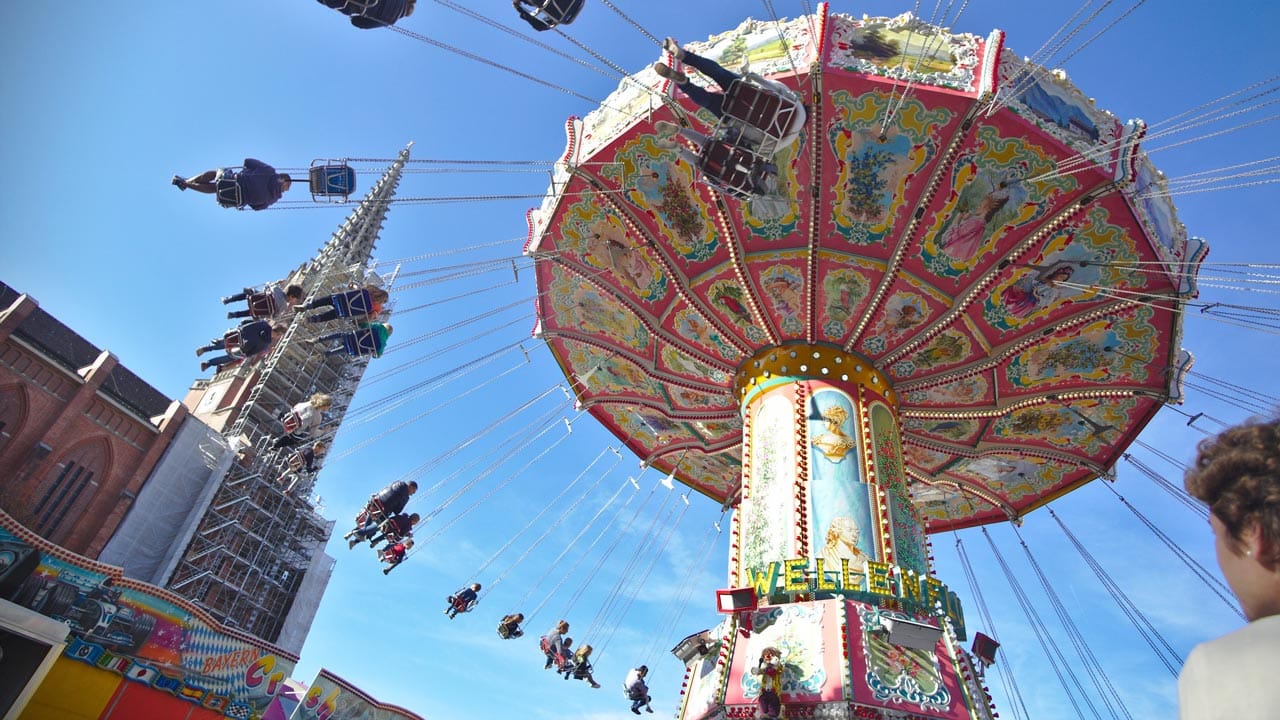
[813,559,837,591]
[900,569,921,604]
[841,558,866,591]
[783,558,809,593]
[866,561,893,596]
[744,563,779,597]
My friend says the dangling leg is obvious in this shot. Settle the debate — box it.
[181,170,218,194]
[306,308,340,323]
[679,50,739,91]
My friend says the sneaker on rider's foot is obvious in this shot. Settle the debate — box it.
[653,63,687,85]
[172,175,187,191]
[662,37,683,60]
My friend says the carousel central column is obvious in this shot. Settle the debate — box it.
[730,343,928,594]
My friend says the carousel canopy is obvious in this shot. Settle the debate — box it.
[525,7,1204,532]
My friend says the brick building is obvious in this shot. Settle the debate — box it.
[0,284,188,557]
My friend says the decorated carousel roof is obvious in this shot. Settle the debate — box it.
[524,7,1205,532]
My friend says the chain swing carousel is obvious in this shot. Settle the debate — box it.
[524,5,1203,719]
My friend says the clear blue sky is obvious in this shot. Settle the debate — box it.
[2,2,1277,719]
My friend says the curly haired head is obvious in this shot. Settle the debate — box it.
[1184,416,1280,568]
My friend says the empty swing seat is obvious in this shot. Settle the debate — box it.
[309,162,357,201]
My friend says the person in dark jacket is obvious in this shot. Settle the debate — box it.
[360,511,419,548]
[445,582,482,618]
[196,319,277,373]
[343,480,417,542]
[316,321,393,358]
[173,159,292,210]
[318,0,415,29]
[224,282,304,320]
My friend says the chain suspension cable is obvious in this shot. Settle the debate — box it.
[415,400,576,529]
[560,473,661,618]
[987,0,1117,115]
[526,472,650,625]
[595,494,692,659]
[956,536,1031,720]
[346,341,526,419]
[642,512,724,666]
[510,459,632,609]
[430,0,621,81]
[1048,508,1183,676]
[1098,482,1244,618]
[481,447,620,594]
[374,238,521,267]
[387,297,533,352]
[397,386,566,491]
[1121,453,1207,519]
[406,411,579,561]
[573,483,675,629]
[386,24,607,105]
[982,527,1102,720]
[596,0,662,46]
[1011,525,1131,719]
[364,321,531,385]
[335,360,531,459]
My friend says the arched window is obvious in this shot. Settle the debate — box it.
[33,438,110,538]
[0,383,28,457]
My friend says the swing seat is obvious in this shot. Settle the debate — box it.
[286,450,307,471]
[357,498,388,526]
[341,328,380,357]
[447,595,478,614]
[720,77,804,157]
[498,623,523,639]
[247,292,278,319]
[309,162,357,202]
[330,289,374,319]
[697,140,763,200]
[222,328,245,355]
[516,0,584,29]
[281,411,303,435]
[215,169,245,209]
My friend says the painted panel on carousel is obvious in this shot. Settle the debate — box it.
[601,133,722,276]
[747,252,808,339]
[889,320,986,381]
[545,267,651,352]
[870,403,928,577]
[902,416,985,447]
[827,12,984,92]
[664,384,736,413]
[807,389,877,567]
[915,125,1082,283]
[669,306,745,363]
[693,269,770,344]
[1129,153,1193,277]
[742,393,799,572]
[824,87,960,249]
[657,344,733,386]
[815,252,883,345]
[739,134,805,241]
[902,444,952,475]
[978,197,1162,337]
[1003,307,1159,393]
[689,14,816,80]
[680,645,726,720]
[945,455,1066,506]
[989,397,1140,456]
[554,199,670,307]
[0,520,295,719]
[998,49,1122,157]
[855,274,951,359]
[727,602,844,706]
[560,342,669,400]
[658,449,743,501]
[290,669,424,720]
[902,372,993,409]
[845,601,972,720]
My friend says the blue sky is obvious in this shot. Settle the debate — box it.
[2,2,1278,719]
